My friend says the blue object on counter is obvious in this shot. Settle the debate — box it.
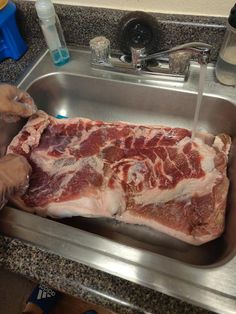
[0,0,28,61]
[82,311,98,314]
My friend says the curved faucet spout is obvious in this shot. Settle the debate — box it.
[131,42,212,72]
[143,42,212,62]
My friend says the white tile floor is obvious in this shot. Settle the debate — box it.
[0,268,35,314]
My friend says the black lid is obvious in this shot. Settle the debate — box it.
[118,11,158,55]
[228,3,236,28]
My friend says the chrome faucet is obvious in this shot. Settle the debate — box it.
[131,42,212,73]
[89,36,212,82]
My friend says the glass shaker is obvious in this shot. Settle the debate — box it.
[215,3,236,86]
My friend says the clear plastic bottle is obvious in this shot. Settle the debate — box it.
[216,3,236,86]
[35,0,70,66]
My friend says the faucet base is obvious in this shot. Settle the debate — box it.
[91,53,188,83]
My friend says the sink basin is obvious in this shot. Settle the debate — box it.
[1,48,236,313]
[23,71,236,266]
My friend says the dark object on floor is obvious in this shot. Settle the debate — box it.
[23,284,62,314]
[23,282,114,314]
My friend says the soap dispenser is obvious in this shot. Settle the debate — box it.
[0,0,28,61]
[35,0,70,66]
[215,3,236,85]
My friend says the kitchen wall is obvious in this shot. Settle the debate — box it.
[29,0,235,17]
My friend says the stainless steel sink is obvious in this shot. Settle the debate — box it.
[1,48,236,314]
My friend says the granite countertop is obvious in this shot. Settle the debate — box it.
[0,1,224,313]
[0,38,45,85]
[0,235,214,314]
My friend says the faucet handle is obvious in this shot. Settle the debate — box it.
[197,48,211,65]
[131,47,147,70]
[169,42,212,65]
[168,51,192,74]
[168,43,212,73]
[89,36,111,65]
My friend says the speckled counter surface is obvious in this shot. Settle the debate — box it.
[0,1,225,313]
[0,236,213,314]
[14,0,227,61]
[0,39,45,85]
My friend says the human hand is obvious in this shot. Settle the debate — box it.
[0,84,37,123]
[0,154,31,209]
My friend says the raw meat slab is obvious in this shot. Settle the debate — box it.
[7,111,231,245]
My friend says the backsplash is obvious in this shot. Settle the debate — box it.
[16,0,227,61]
[29,0,234,17]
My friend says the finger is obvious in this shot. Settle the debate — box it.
[5,98,37,118]
[15,90,37,111]
[0,85,37,117]
[0,113,20,123]
[13,99,37,117]
[0,84,18,99]
[14,89,38,117]
[17,174,30,196]
[16,90,33,105]
[13,89,37,116]
[3,154,32,173]
[0,154,31,209]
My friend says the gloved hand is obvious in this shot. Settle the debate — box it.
[0,154,31,209]
[0,84,37,123]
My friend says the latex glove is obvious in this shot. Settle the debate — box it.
[0,84,37,123]
[0,154,31,209]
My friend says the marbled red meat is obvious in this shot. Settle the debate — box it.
[7,111,231,245]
